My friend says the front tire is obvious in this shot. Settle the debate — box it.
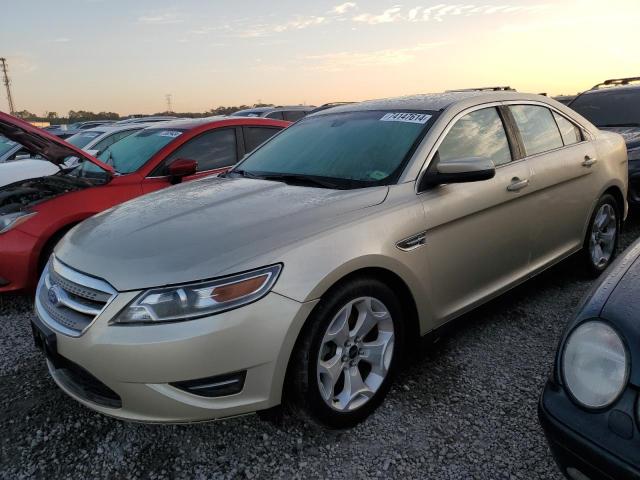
[288,277,405,429]
[582,193,620,276]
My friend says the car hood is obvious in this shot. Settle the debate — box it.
[600,126,640,150]
[0,112,114,173]
[57,176,389,291]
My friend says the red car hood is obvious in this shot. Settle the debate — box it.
[0,112,115,173]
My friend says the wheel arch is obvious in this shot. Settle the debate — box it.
[582,182,627,241]
[277,265,423,410]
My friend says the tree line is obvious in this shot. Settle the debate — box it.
[9,104,276,124]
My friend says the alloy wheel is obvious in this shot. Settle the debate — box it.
[589,203,617,269]
[316,296,395,412]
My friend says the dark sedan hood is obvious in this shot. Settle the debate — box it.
[0,112,114,173]
[600,126,640,150]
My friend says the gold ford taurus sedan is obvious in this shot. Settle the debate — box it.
[33,91,628,428]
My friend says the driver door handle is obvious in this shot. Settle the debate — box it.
[582,155,598,167]
[507,177,529,192]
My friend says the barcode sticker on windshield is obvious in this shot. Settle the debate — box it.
[380,113,431,124]
[158,130,182,138]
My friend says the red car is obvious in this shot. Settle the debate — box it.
[0,113,289,293]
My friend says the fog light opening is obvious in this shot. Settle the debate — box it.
[170,371,246,398]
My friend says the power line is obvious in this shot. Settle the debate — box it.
[165,94,173,113]
[0,58,16,114]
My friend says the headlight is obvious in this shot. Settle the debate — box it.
[0,211,37,234]
[113,264,282,324]
[562,321,628,409]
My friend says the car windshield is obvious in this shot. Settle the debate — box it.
[66,130,103,149]
[69,127,184,177]
[0,135,18,157]
[235,110,436,187]
[571,89,640,127]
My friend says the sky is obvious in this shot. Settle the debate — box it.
[1,0,638,115]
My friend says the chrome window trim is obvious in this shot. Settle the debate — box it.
[414,99,595,195]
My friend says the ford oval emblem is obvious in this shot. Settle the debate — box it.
[48,285,60,307]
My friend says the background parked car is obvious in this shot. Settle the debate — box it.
[115,116,178,125]
[36,91,627,428]
[539,237,640,480]
[231,105,315,122]
[0,134,33,163]
[0,113,290,293]
[554,94,577,105]
[569,77,640,204]
[0,124,153,188]
[65,123,152,157]
[45,120,116,139]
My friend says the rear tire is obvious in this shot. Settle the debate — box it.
[582,194,620,277]
[288,277,405,429]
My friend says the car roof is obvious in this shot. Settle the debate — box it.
[235,106,312,114]
[577,84,640,97]
[72,123,152,135]
[311,91,555,115]
[136,115,284,131]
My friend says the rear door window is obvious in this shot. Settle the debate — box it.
[282,110,307,122]
[552,112,582,146]
[265,111,284,120]
[509,105,563,156]
[164,128,238,172]
[437,107,512,167]
[243,127,281,153]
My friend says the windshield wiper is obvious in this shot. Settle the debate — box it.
[221,169,262,179]
[597,123,640,128]
[257,173,359,189]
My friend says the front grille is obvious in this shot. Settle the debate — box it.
[36,256,116,337]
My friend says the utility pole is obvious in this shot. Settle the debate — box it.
[0,58,16,114]
[165,94,173,113]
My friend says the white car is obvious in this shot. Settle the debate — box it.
[65,123,152,157]
[0,124,149,188]
[0,159,60,187]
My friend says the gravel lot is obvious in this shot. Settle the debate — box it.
[2,214,639,480]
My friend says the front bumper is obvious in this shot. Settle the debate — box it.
[35,288,317,423]
[539,382,640,480]
[0,228,39,293]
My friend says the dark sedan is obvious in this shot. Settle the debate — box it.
[539,238,640,480]
[569,78,640,205]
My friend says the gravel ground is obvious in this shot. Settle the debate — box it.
[2,215,639,480]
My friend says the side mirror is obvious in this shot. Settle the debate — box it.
[85,149,99,157]
[167,158,198,184]
[420,157,496,190]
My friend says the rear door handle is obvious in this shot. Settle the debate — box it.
[582,156,598,167]
[507,177,529,192]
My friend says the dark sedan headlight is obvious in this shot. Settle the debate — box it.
[562,320,629,409]
[113,265,282,324]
